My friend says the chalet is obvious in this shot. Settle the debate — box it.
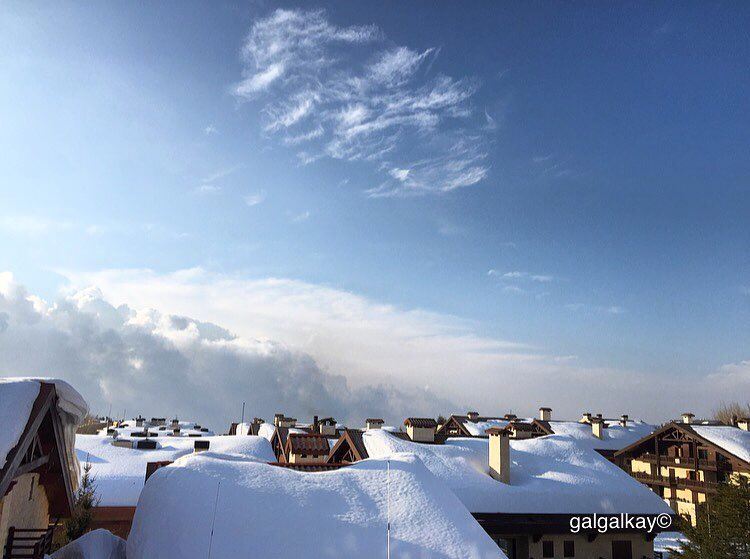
[0,378,87,559]
[437,409,548,440]
[360,429,674,559]
[284,433,330,464]
[614,415,750,526]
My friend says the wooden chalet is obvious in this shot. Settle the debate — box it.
[284,433,330,464]
[0,382,79,559]
[327,429,369,463]
[614,417,750,525]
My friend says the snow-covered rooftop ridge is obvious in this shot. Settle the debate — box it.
[127,452,506,559]
[692,425,750,464]
[543,420,655,451]
[0,377,88,473]
[75,434,275,506]
[362,430,672,515]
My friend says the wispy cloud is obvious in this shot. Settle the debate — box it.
[233,8,491,198]
[566,303,626,315]
[244,191,266,207]
[203,124,218,135]
[488,270,555,283]
[290,210,311,223]
[192,184,222,195]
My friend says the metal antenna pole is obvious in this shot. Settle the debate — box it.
[208,480,221,559]
[386,459,391,559]
[241,402,245,426]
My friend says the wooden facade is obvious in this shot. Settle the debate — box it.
[0,383,76,559]
[614,422,750,525]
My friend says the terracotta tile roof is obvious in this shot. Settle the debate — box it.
[404,418,438,428]
[287,433,330,455]
[269,462,346,472]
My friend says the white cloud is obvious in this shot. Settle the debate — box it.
[203,124,218,135]
[193,184,222,195]
[290,210,310,223]
[489,270,555,283]
[0,269,738,423]
[234,8,491,197]
[244,192,266,207]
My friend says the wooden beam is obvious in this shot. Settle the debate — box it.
[15,454,50,477]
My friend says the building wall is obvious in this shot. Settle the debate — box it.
[288,452,326,464]
[0,473,51,552]
[406,426,435,442]
[525,533,652,559]
[630,459,652,474]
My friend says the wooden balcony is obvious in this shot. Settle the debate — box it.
[637,453,719,470]
[630,471,718,492]
[2,526,54,559]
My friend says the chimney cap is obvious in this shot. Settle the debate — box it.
[366,418,384,424]
[539,407,552,411]
[404,417,438,428]
[486,426,510,436]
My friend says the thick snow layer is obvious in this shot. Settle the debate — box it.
[102,420,215,438]
[463,419,512,437]
[76,435,275,506]
[51,529,126,559]
[543,420,655,451]
[127,453,505,559]
[693,426,750,463]
[0,379,40,469]
[363,430,672,515]
[257,422,276,440]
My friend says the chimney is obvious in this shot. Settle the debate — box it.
[595,413,603,422]
[135,415,144,427]
[366,418,384,430]
[619,414,629,427]
[738,418,750,432]
[194,440,210,453]
[467,411,479,422]
[313,415,319,428]
[274,413,284,427]
[682,412,695,424]
[404,418,437,442]
[487,428,510,484]
[592,418,604,439]
[171,417,179,428]
[539,407,552,421]
[580,412,592,424]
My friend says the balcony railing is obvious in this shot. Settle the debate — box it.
[631,471,719,492]
[637,453,718,469]
[2,526,54,559]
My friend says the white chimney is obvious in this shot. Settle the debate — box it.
[682,412,695,424]
[539,407,552,421]
[366,418,384,430]
[738,418,750,432]
[592,419,604,439]
[487,428,510,484]
[619,414,629,428]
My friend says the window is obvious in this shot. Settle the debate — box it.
[698,448,708,460]
[564,539,575,557]
[542,540,554,558]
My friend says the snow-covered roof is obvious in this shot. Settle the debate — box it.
[543,420,655,451]
[51,528,125,559]
[126,452,506,559]
[463,419,514,437]
[76,435,275,506]
[692,425,750,464]
[0,377,88,471]
[0,379,40,470]
[103,420,214,438]
[362,430,672,515]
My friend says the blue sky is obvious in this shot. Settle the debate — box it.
[0,1,748,421]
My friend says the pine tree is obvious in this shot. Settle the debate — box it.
[63,460,101,543]
[673,477,750,559]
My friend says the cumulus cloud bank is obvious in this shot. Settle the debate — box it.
[1,269,746,427]
[0,272,450,430]
[233,8,490,198]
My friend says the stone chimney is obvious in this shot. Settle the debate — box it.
[682,412,695,424]
[539,407,552,421]
[580,412,592,424]
[619,414,629,428]
[467,411,479,422]
[738,418,750,432]
[487,427,510,484]
[318,418,336,436]
[366,418,384,430]
[135,415,144,427]
[592,418,604,439]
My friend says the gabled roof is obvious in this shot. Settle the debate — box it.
[286,433,330,455]
[404,417,438,428]
[0,379,87,517]
[327,429,369,463]
[615,421,750,467]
